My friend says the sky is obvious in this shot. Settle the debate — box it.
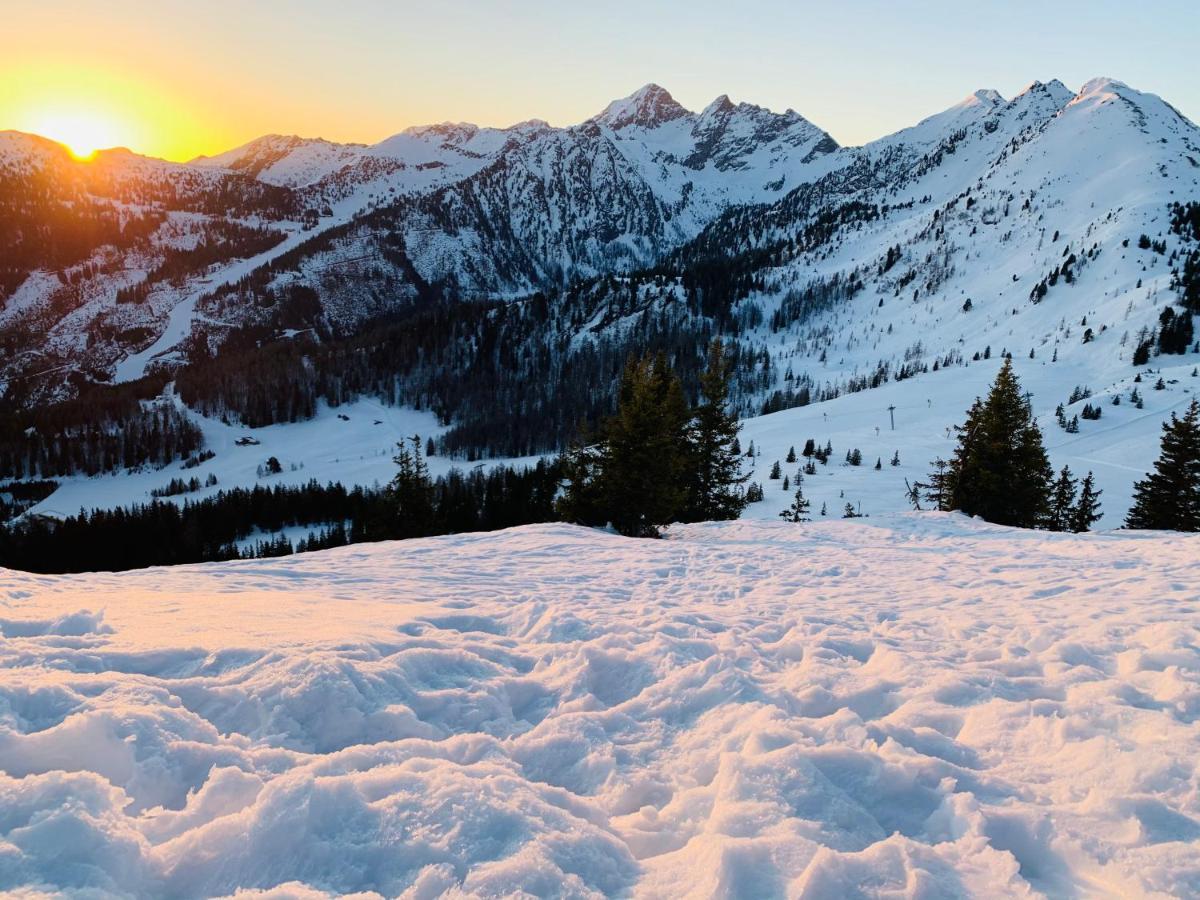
[2,0,1197,161]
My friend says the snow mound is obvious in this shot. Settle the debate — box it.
[1,516,1198,896]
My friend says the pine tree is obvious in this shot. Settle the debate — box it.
[842,502,858,518]
[555,439,607,526]
[779,483,811,522]
[603,353,689,537]
[1071,472,1103,532]
[786,445,797,463]
[1046,466,1078,532]
[922,457,953,511]
[390,435,435,538]
[680,339,748,522]
[944,359,1053,528]
[769,460,782,479]
[1126,400,1200,531]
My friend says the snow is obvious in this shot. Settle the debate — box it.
[2,514,1199,896]
[27,398,453,520]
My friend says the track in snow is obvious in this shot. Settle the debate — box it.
[2,514,1199,896]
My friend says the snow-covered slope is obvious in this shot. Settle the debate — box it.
[2,515,1198,896]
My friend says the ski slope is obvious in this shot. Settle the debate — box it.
[2,515,1198,896]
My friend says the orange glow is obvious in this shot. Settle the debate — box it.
[2,60,217,162]
[23,109,126,159]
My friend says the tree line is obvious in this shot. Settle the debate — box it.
[0,459,561,574]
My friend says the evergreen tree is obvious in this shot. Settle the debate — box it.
[769,460,782,479]
[779,483,811,522]
[1126,400,1200,531]
[555,439,608,526]
[389,435,435,537]
[679,340,748,522]
[923,458,954,511]
[1046,466,1078,532]
[604,354,689,537]
[786,445,797,463]
[943,360,1053,528]
[1071,473,1103,532]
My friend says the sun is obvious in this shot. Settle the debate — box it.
[26,108,128,159]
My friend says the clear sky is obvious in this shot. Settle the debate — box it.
[2,0,1197,161]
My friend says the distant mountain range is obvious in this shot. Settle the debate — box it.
[1,77,1198,464]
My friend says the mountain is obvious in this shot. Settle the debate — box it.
[1,77,1198,501]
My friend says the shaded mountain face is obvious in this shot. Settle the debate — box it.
[1,78,1198,457]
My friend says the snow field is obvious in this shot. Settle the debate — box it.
[2,514,1198,896]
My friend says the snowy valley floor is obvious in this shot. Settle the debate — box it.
[1,514,1199,898]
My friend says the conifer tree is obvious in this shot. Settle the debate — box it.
[390,435,435,537]
[1126,400,1200,531]
[604,353,689,537]
[922,458,954,511]
[679,340,748,522]
[555,439,608,526]
[786,445,797,463]
[1047,466,1078,532]
[943,360,1053,528]
[779,483,811,522]
[1071,473,1103,532]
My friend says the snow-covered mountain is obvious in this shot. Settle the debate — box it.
[2,77,1198,523]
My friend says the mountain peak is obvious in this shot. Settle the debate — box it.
[592,84,689,130]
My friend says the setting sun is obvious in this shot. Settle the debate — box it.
[24,108,128,159]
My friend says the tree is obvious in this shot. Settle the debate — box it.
[679,341,748,522]
[768,460,782,479]
[603,353,689,537]
[389,435,435,537]
[1071,473,1103,532]
[922,458,954,511]
[943,360,1053,528]
[842,502,859,518]
[1046,466,1078,532]
[1126,400,1200,531]
[786,445,797,463]
[779,483,811,522]
[555,439,607,526]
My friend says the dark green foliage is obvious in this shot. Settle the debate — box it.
[558,345,746,536]
[1157,307,1194,355]
[0,377,203,479]
[941,360,1053,528]
[779,483,810,523]
[1126,400,1200,531]
[680,342,748,522]
[1046,466,1078,532]
[0,460,561,573]
[389,436,436,538]
[1072,473,1103,533]
[1133,340,1152,366]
